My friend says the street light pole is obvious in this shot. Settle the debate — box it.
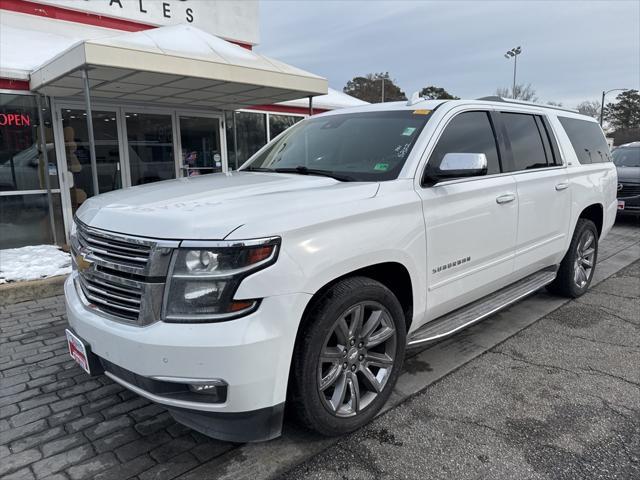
[512,54,517,98]
[600,88,627,126]
[504,46,522,99]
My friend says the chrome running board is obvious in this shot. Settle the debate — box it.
[407,268,557,347]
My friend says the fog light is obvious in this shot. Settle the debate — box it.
[188,380,226,395]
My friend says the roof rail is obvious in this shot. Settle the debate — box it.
[476,96,579,113]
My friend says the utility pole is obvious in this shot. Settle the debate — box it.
[504,46,522,99]
[381,78,385,103]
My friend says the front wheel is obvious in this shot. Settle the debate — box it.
[291,277,406,436]
[547,218,599,298]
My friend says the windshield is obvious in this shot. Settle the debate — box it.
[612,146,640,168]
[241,110,432,181]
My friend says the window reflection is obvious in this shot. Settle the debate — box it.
[0,193,65,249]
[126,113,175,185]
[179,116,222,176]
[225,111,267,170]
[0,94,58,192]
[269,114,303,140]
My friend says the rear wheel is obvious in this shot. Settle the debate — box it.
[291,276,406,436]
[548,218,598,298]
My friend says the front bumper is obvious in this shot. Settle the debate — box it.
[64,275,311,441]
[617,194,640,215]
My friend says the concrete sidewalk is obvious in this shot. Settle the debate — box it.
[281,260,640,480]
[1,221,638,480]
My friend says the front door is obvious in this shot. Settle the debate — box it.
[177,115,224,177]
[57,107,124,215]
[416,110,519,320]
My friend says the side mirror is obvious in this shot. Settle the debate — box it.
[424,152,488,185]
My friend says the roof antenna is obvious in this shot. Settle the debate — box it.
[406,91,423,106]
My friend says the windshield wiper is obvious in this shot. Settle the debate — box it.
[242,167,273,172]
[273,166,355,182]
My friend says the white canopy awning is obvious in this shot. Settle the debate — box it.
[29,24,328,110]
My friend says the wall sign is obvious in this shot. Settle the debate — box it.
[31,0,259,45]
[107,0,195,24]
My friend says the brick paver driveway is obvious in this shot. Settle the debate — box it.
[1,221,638,480]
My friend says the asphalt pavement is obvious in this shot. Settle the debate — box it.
[281,258,640,480]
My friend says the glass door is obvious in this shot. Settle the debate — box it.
[58,107,123,214]
[178,115,223,177]
[125,112,175,186]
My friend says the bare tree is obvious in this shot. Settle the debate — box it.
[495,83,538,102]
[576,100,601,119]
[547,101,563,107]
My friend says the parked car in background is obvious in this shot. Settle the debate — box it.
[64,97,617,442]
[612,141,640,216]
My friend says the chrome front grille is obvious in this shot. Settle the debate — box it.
[77,271,142,321]
[76,222,152,275]
[619,183,640,198]
[71,220,178,325]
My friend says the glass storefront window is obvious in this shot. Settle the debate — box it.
[0,193,65,249]
[126,112,175,185]
[179,116,222,176]
[269,114,303,139]
[1,93,61,248]
[0,94,58,192]
[60,109,121,213]
[225,111,267,170]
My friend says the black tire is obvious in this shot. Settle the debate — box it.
[547,218,599,298]
[290,276,406,436]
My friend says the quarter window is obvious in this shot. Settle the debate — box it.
[502,113,548,171]
[558,117,611,164]
[428,111,501,176]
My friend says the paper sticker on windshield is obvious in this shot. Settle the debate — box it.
[402,127,416,136]
[413,109,431,115]
[374,163,390,171]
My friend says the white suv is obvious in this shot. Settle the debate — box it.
[65,97,617,442]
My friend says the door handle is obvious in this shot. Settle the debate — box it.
[555,182,569,191]
[496,193,516,204]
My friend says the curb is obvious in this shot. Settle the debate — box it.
[0,275,68,306]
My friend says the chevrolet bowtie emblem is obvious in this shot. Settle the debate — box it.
[75,252,93,272]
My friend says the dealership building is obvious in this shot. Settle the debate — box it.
[0,0,366,249]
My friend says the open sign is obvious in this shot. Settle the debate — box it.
[0,113,31,127]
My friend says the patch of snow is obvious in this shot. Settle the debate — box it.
[0,245,71,284]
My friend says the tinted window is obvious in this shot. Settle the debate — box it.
[558,117,611,164]
[502,113,548,171]
[428,111,501,175]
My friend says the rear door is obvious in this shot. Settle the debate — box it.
[497,111,570,275]
[416,109,519,319]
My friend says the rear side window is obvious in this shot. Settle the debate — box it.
[428,111,501,175]
[558,117,611,164]
[502,113,549,171]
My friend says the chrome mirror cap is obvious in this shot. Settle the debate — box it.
[440,152,488,172]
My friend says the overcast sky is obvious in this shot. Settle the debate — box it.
[258,0,640,107]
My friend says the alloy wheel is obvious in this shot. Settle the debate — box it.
[574,229,596,288]
[317,301,397,417]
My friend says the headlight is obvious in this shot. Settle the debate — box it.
[163,237,280,323]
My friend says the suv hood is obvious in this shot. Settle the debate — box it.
[76,172,379,239]
[616,166,640,183]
